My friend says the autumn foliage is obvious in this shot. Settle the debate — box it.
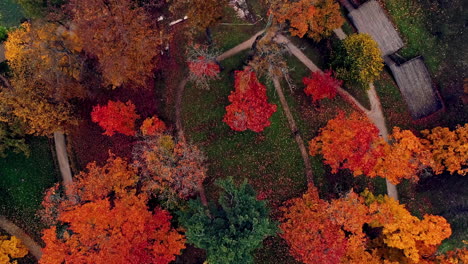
[223,68,277,132]
[421,124,468,176]
[40,156,185,264]
[140,116,167,136]
[309,112,384,176]
[309,112,437,184]
[133,135,207,200]
[0,236,28,264]
[280,187,452,264]
[2,22,83,135]
[303,70,342,103]
[188,56,220,78]
[91,100,140,136]
[274,0,344,41]
[67,0,166,87]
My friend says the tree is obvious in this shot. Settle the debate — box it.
[169,0,225,34]
[140,116,166,136]
[40,155,186,264]
[91,100,140,136]
[223,68,277,132]
[0,235,28,264]
[0,115,29,157]
[309,111,384,176]
[421,124,468,176]
[279,186,348,264]
[369,127,434,184]
[67,0,167,88]
[178,177,277,264]
[187,45,220,89]
[133,135,208,204]
[303,70,342,103]
[309,113,435,184]
[2,22,83,135]
[280,187,453,264]
[273,0,344,41]
[331,33,383,88]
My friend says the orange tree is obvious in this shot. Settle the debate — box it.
[273,0,344,41]
[421,124,468,176]
[67,0,167,88]
[39,155,185,264]
[280,187,453,264]
[2,22,84,135]
[309,112,435,184]
[223,68,277,132]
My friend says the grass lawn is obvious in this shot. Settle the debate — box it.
[0,136,59,241]
[0,0,25,27]
[383,0,444,73]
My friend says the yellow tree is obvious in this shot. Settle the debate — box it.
[67,0,167,88]
[421,124,468,176]
[0,236,28,264]
[2,22,83,135]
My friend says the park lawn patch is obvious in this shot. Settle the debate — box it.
[383,0,444,74]
[0,136,58,241]
[0,0,25,27]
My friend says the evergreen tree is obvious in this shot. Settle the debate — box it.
[178,177,277,264]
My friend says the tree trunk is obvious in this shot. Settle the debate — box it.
[271,73,314,184]
[53,131,74,198]
[198,181,208,207]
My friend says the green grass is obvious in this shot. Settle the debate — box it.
[383,0,445,74]
[0,0,25,27]
[0,136,59,241]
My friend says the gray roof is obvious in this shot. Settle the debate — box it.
[348,0,404,56]
[389,57,442,119]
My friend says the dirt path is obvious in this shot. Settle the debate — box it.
[215,30,265,61]
[0,215,42,260]
[53,132,74,196]
[275,33,398,199]
[176,30,265,140]
[272,75,314,184]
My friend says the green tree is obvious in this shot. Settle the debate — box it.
[331,33,383,89]
[178,177,277,264]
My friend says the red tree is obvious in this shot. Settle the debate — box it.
[223,68,277,132]
[303,70,342,103]
[91,100,140,136]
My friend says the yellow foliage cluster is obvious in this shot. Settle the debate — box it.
[0,236,28,264]
[342,33,384,86]
[421,124,468,175]
[2,22,83,135]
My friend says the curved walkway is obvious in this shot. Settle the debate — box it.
[275,33,398,199]
[0,215,42,260]
[175,29,314,183]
